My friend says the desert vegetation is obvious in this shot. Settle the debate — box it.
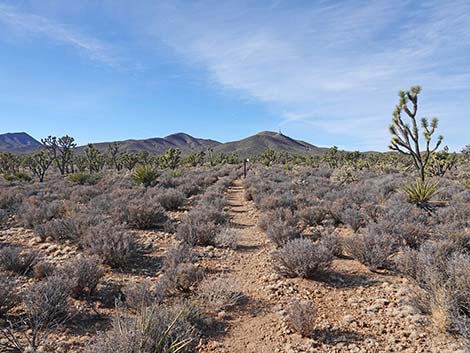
[0,87,469,352]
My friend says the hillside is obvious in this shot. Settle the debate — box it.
[0,132,42,153]
[214,131,327,158]
[85,132,221,154]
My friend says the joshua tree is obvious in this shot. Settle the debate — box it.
[107,143,122,171]
[161,148,181,170]
[41,135,76,175]
[184,151,205,167]
[462,145,470,161]
[120,152,139,171]
[0,153,21,174]
[389,86,443,182]
[26,150,54,182]
[84,144,105,173]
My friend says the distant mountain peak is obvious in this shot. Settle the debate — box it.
[0,132,42,153]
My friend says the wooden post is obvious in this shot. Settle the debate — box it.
[243,159,249,178]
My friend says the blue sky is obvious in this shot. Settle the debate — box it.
[0,0,468,151]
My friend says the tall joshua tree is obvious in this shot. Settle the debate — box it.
[389,86,443,182]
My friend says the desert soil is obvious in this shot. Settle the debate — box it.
[198,179,466,353]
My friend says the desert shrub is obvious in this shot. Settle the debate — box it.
[375,199,431,248]
[272,238,333,278]
[85,304,196,353]
[24,274,72,325]
[60,256,104,298]
[176,217,220,246]
[178,182,201,197]
[33,261,56,279]
[69,172,101,185]
[133,165,158,187]
[116,197,168,230]
[197,275,243,312]
[345,229,397,271]
[123,280,156,310]
[82,222,136,267]
[320,230,343,257]
[155,189,186,211]
[285,299,316,337]
[0,246,38,275]
[266,219,300,248]
[3,274,74,351]
[0,188,24,213]
[341,206,367,231]
[165,263,204,293]
[20,198,65,229]
[0,274,18,317]
[258,191,296,211]
[33,217,82,242]
[0,209,7,228]
[163,243,195,270]
[299,204,329,227]
[214,228,240,249]
[199,191,226,210]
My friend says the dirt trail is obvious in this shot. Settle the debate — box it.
[199,179,464,353]
[202,179,289,353]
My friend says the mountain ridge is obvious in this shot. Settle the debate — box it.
[0,131,327,156]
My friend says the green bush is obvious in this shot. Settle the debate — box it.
[133,165,159,187]
[69,172,101,185]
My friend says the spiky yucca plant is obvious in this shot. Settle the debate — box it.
[133,164,158,187]
[402,179,440,206]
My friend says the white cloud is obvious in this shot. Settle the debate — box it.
[0,3,118,66]
[143,0,470,150]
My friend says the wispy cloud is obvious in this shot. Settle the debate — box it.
[143,0,470,150]
[0,3,118,66]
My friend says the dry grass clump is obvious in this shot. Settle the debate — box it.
[273,237,333,278]
[285,299,317,337]
[84,304,196,353]
[82,222,137,267]
[397,241,470,339]
[197,275,244,312]
[0,245,39,275]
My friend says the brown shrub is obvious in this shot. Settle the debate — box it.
[197,275,244,312]
[82,222,137,267]
[33,261,56,280]
[286,299,317,337]
[0,246,38,275]
[272,238,333,278]
[0,274,19,317]
[60,256,104,298]
[345,229,397,271]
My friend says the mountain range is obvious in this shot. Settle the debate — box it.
[0,131,327,157]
